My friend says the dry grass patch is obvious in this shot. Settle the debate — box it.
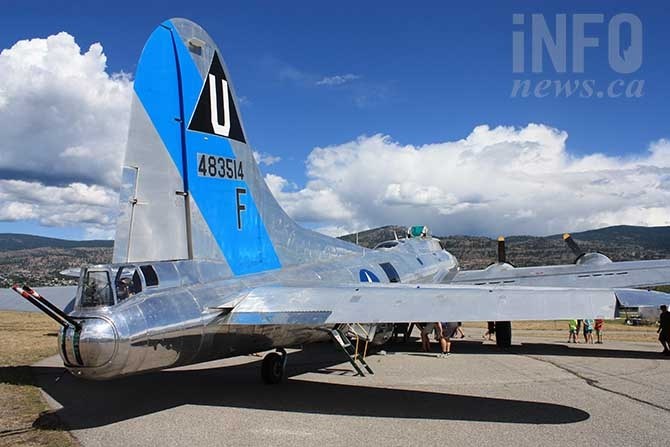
[0,311,77,447]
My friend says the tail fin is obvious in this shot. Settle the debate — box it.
[113,18,356,275]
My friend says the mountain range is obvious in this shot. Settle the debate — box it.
[340,224,670,269]
[2,224,670,287]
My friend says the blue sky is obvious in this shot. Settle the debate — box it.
[0,0,668,239]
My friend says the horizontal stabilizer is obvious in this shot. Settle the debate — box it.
[220,283,668,325]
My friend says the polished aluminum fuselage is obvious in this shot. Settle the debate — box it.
[61,238,458,379]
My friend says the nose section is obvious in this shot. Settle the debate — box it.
[60,318,118,369]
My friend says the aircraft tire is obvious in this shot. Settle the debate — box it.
[496,321,512,348]
[261,352,285,384]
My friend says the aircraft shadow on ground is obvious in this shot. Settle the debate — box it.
[384,337,667,360]
[1,345,590,429]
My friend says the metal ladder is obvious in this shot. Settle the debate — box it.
[328,325,374,376]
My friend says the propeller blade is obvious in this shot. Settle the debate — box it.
[497,236,506,263]
[563,233,584,257]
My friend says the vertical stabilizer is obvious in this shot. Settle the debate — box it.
[113,19,357,275]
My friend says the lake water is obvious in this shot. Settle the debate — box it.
[0,286,77,312]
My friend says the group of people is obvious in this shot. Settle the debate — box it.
[415,322,465,357]
[567,306,670,355]
[412,306,670,357]
[568,319,603,344]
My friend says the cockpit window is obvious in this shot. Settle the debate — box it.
[81,271,113,307]
[115,266,142,301]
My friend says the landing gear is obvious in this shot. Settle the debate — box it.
[261,348,287,384]
[496,321,512,348]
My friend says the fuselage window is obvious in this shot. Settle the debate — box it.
[81,271,113,307]
[379,262,401,283]
[374,241,399,250]
[116,266,143,301]
[140,265,159,287]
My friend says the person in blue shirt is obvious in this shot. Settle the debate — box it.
[583,319,594,344]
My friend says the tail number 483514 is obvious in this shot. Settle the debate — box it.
[197,153,244,180]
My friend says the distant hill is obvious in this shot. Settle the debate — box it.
[0,234,113,287]
[548,225,670,251]
[0,233,113,251]
[339,225,670,269]
[1,225,669,287]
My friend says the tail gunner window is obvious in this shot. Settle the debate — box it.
[81,271,113,307]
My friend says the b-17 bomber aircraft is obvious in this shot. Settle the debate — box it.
[12,18,670,384]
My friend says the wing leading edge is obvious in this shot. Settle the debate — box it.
[222,283,670,325]
[452,259,670,289]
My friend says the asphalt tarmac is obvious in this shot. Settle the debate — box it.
[25,329,670,446]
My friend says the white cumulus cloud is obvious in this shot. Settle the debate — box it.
[0,32,132,237]
[252,151,281,166]
[268,125,670,237]
[2,32,668,242]
[0,179,117,236]
[0,32,132,188]
[316,74,360,86]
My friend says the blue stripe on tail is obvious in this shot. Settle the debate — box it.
[133,20,280,275]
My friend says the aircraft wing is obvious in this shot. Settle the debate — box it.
[222,283,670,325]
[451,259,670,289]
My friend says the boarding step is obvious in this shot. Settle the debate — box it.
[345,323,377,342]
[328,327,374,376]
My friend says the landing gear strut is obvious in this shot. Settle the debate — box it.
[496,321,512,348]
[261,348,287,384]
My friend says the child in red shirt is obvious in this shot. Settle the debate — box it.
[594,319,604,344]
